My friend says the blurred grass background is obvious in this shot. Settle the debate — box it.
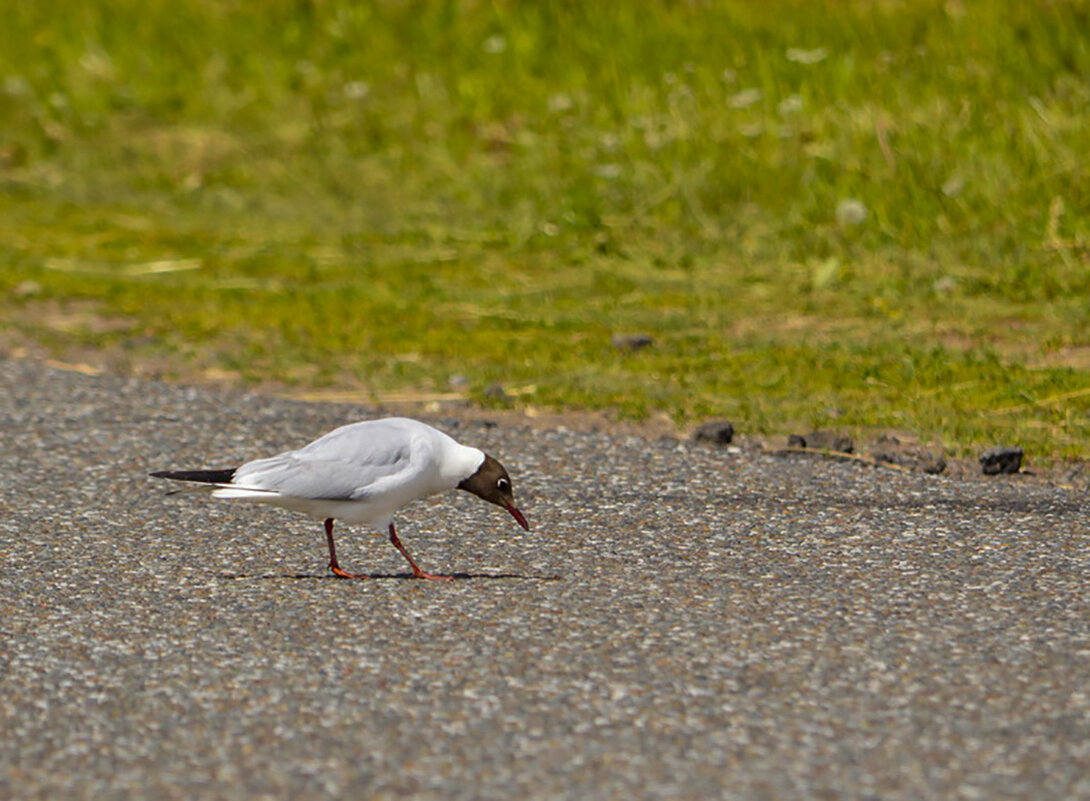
[1,0,1088,460]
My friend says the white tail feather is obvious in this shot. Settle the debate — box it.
[211,486,283,500]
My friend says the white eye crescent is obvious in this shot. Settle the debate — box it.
[497,478,510,491]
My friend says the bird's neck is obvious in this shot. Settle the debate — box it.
[439,444,486,489]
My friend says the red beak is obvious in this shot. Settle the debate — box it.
[505,503,530,531]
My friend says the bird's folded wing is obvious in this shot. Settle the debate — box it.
[232,447,419,501]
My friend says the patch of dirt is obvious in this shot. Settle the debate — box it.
[1031,345,1090,371]
[7,298,135,336]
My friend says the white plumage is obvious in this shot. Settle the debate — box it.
[151,417,528,580]
[209,418,486,529]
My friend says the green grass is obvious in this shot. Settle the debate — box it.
[2,0,1088,460]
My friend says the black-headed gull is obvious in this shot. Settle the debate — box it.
[151,417,529,580]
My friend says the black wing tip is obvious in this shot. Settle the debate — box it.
[149,468,236,484]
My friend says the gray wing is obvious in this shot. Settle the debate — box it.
[233,422,425,500]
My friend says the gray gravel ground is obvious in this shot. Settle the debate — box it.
[1,358,1088,800]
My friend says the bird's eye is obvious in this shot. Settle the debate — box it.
[497,478,509,491]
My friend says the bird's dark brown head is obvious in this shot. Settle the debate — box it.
[458,454,529,531]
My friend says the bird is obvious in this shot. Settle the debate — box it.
[150,417,530,580]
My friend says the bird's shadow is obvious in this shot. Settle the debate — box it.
[217,570,563,582]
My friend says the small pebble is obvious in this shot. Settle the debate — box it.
[979,445,1024,475]
[612,334,654,351]
[791,431,854,454]
[691,421,735,446]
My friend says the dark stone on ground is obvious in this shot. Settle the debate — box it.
[791,430,854,454]
[872,447,947,475]
[692,420,735,446]
[980,445,1024,475]
[611,333,654,351]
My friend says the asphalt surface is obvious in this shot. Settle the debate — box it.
[1,357,1088,800]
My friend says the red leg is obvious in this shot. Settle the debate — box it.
[388,523,452,580]
[325,518,367,579]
